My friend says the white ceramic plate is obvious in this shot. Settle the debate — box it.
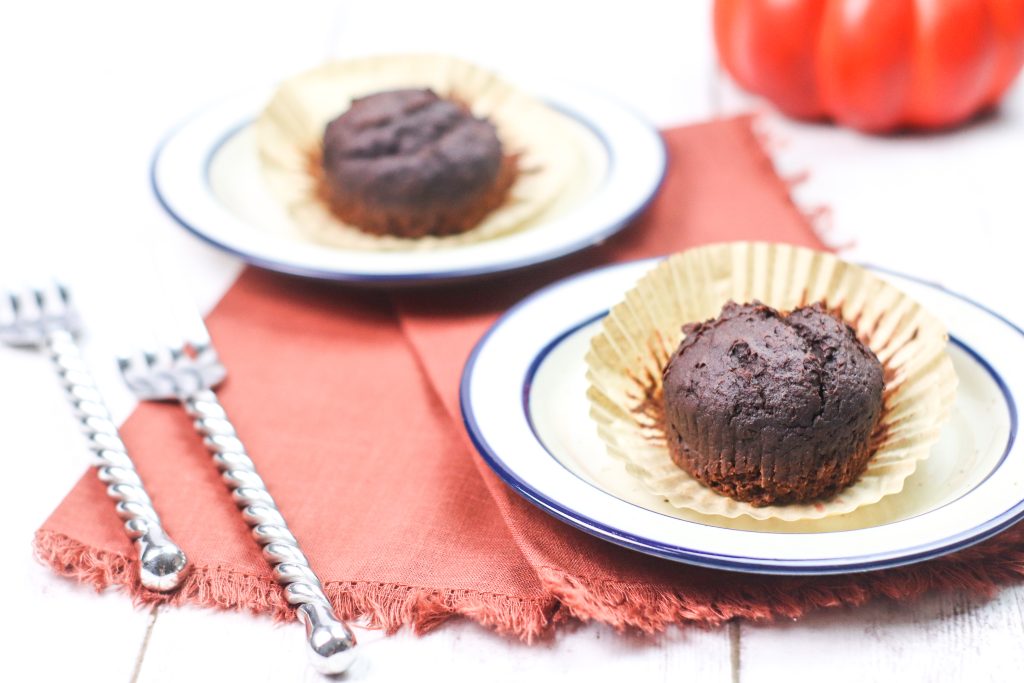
[151,85,665,285]
[461,258,1021,574]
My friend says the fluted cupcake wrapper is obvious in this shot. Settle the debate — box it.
[255,54,599,250]
[585,242,958,521]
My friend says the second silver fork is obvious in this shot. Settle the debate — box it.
[119,323,358,675]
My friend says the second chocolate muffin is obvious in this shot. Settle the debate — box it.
[320,88,517,238]
[661,301,885,506]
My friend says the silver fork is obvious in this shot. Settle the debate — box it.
[118,318,358,675]
[0,283,188,591]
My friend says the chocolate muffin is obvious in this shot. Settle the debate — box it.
[661,301,885,506]
[319,88,517,238]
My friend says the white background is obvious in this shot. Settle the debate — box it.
[2,1,1023,681]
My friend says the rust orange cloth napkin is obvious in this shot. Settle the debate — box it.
[36,116,1024,637]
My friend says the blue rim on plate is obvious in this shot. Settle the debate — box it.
[460,257,1023,575]
[150,86,666,285]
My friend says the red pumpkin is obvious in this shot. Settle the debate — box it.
[714,0,1024,132]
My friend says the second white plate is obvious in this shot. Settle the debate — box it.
[461,258,1022,574]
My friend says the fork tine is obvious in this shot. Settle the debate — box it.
[119,347,160,398]
[19,286,42,325]
[40,281,66,315]
[33,285,57,324]
[0,290,17,328]
[56,281,72,307]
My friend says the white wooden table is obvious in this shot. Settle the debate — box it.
[3,1,1023,680]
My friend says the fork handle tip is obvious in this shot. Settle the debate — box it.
[137,536,189,592]
[299,602,358,675]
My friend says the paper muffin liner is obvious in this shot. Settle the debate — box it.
[255,53,592,251]
[585,242,958,521]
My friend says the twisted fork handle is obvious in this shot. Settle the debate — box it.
[182,388,357,675]
[46,330,188,591]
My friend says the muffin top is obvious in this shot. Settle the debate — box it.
[662,300,885,473]
[321,88,505,208]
